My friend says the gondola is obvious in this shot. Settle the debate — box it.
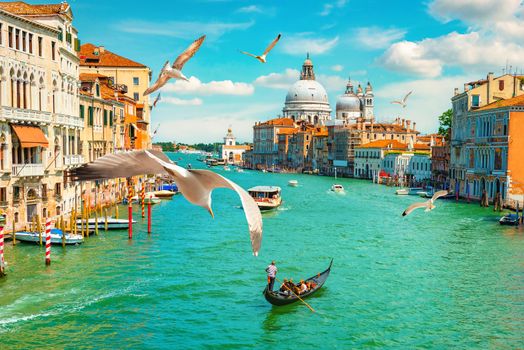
[263,259,333,306]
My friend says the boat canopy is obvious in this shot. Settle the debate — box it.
[248,186,281,193]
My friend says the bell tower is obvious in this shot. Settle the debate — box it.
[300,53,316,80]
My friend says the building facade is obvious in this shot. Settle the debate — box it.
[220,128,250,165]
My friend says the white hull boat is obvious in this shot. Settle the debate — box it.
[76,217,136,230]
[149,190,176,199]
[15,229,84,245]
[131,195,161,204]
[396,188,409,195]
[248,186,282,211]
[331,184,345,193]
[288,180,298,187]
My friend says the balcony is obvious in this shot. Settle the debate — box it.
[54,113,84,128]
[63,154,85,166]
[0,106,52,124]
[12,163,44,177]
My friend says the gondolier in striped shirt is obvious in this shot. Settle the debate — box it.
[266,261,277,291]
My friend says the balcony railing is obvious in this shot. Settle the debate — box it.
[63,154,84,166]
[12,163,44,177]
[0,106,52,124]
[54,113,84,128]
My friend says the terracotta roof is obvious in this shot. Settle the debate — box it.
[79,43,147,68]
[277,128,298,135]
[414,143,431,150]
[0,1,70,16]
[257,117,295,127]
[476,94,524,111]
[356,139,407,150]
[79,73,106,82]
[223,145,251,150]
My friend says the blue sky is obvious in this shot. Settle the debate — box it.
[60,0,524,142]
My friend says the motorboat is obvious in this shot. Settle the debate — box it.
[395,188,409,195]
[248,186,282,211]
[76,217,137,230]
[15,229,84,245]
[331,184,344,193]
[499,213,520,226]
[407,187,423,195]
[161,184,178,192]
[288,180,298,187]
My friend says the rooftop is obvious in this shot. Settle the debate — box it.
[356,139,407,150]
[476,93,524,111]
[0,1,71,17]
[79,43,147,68]
[257,117,295,127]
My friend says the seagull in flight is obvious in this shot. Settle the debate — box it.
[144,35,206,96]
[68,150,263,256]
[153,93,161,108]
[240,34,281,63]
[402,190,448,216]
[390,91,413,108]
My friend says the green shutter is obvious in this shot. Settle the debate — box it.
[74,38,81,52]
[103,110,108,126]
[88,107,93,126]
[79,105,84,119]
[109,111,113,126]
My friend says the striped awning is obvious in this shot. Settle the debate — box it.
[11,125,49,148]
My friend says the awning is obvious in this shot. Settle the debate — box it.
[11,125,49,148]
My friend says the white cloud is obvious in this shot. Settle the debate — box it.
[375,75,474,133]
[162,96,203,106]
[281,36,339,55]
[320,0,347,16]
[237,5,263,13]
[428,0,520,25]
[355,27,407,50]
[317,74,347,92]
[380,41,443,78]
[331,64,344,72]
[164,76,255,96]
[115,20,254,40]
[254,69,299,89]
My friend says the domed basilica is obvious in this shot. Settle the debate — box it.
[282,54,374,126]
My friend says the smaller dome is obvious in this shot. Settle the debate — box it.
[336,94,361,113]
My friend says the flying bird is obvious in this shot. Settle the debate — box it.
[240,34,281,63]
[143,35,206,96]
[68,150,263,256]
[402,190,448,216]
[390,91,413,108]
[153,93,161,108]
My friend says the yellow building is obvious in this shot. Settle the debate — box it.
[78,44,151,149]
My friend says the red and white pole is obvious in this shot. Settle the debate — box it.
[147,195,152,234]
[0,225,5,275]
[141,182,145,218]
[45,218,51,266]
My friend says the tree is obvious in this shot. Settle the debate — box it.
[438,109,452,136]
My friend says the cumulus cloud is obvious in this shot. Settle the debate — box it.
[164,76,254,96]
[115,19,254,40]
[331,64,344,72]
[254,69,299,89]
[428,0,520,25]
[162,96,203,106]
[380,41,443,78]
[281,35,339,55]
[355,27,407,50]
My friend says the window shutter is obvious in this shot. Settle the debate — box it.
[109,111,113,126]
[79,105,84,119]
[103,110,108,126]
[88,107,93,126]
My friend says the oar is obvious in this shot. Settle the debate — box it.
[275,277,315,313]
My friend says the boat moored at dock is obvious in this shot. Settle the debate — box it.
[248,186,282,211]
[76,217,137,230]
[499,213,520,226]
[15,229,84,245]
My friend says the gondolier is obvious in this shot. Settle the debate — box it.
[265,261,277,291]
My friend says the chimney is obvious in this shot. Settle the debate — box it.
[454,87,459,96]
[464,83,469,92]
[406,120,411,132]
[99,46,105,54]
[402,118,405,128]
[413,122,416,131]
[487,72,494,104]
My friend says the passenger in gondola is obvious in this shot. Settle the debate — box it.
[299,280,308,294]
[279,279,290,295]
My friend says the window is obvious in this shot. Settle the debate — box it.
[109,110,113,126]
[8,26,13,48]
[0,187,6,203]
[133,92,139,101]
[55,183,62,197]
[22,31,26,51]
[95,84,100,97]
[103,110,108,126]
[0,23,2,45]
[133,77,139,85]
[15,29,20,50]
[42,184,47,199]
[51,41,56,60]
[13,186,20,202]
[79,105,85,119]
[471,94,480,107]
[28,33,33,53]
[88,107,93,126]
[494,148,502,170]
[38,36,43,56]
[499,80,504,91]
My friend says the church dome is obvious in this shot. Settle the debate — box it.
[336,94,361,112]
[285,80,329,104]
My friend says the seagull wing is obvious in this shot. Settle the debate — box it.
[172,35,206,71]
[144,74,168,96]
[431,190,448,202]
[262,33,281,56]
[390,100,402,105]
[402,91,413,103]
[402,201,429,216]
[68,150,263,256]
[240,50,258,59]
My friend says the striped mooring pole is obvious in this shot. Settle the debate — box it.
[141,182,145,218]
[0,225,5,276]
[45,218,51,266]
[128,181,133,240]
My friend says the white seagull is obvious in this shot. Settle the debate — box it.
[143,35,206,96]
[402,190,448,216]
[68,150,263,256]
[240,34,281,63]
[390,91,413,108]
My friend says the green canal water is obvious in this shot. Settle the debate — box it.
[0,152,523,349]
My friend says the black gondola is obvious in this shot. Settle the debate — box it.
[263,259,333,306]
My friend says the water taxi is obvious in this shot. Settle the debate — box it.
[248,186,282,211]
[288,180,298,187]
[331,184,344,193]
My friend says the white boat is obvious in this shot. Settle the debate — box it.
[235,167,244,173]
[396,188,409,195]
[131,195,161,204]
[76,217,137,230]
[248,186,282,211]
[331,184,344,193]
[149,190,176,199]
[224,166,231,171]
[15,229,84,245]
[288,180,299,187]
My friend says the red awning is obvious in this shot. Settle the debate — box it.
[11,125,49,148]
